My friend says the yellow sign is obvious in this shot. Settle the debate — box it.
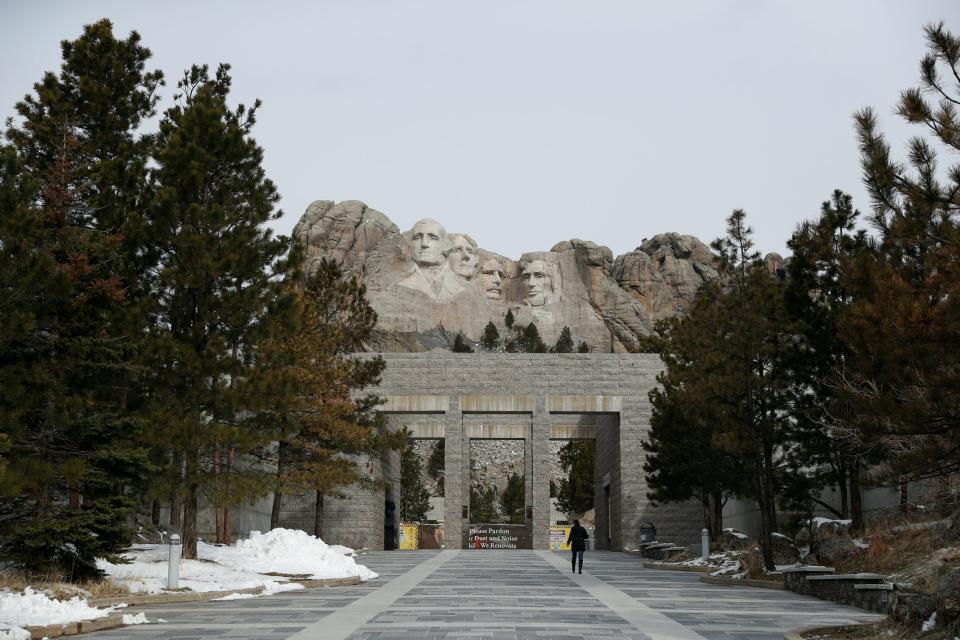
[549,526,571,551]
[399,524,419,550]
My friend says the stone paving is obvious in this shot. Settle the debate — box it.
[93,550,883,640]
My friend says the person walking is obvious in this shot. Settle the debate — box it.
[566,519,589,574]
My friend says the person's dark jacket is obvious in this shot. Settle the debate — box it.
[567,524,589,551]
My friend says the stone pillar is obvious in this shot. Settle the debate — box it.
[524,429,533,508]
[442,396,465,549]
[531,396,551,549]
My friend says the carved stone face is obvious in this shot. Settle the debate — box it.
[449,234,478,279]
[408,219,448,267]
[521,259,552,306]
[479,259,505,299]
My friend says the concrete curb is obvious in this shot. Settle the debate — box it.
[26,613,124,638]
[642,561,712,574]
[88,575,361,608]
[782,622,881,639]
[700,575,784,590]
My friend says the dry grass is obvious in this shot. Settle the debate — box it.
[740,547,767,579]
[0,567,130,600]
[804,620,956,639]
[830,513,960,592]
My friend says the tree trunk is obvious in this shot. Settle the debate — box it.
[69,484,80,510]
[701,495,712,538]
[899,477,909,514]
[756,442,777,571]
[850,459,863,535]
[837,460,849,518]
[151,499,161,526]
[314,492,324,538]
[270,442,289,530]
[170,493,181,527]
[213,447,223,543]
[183,482,198,559]
[222,448,234,542]
[757,491,776,570]
[711,490,724,538]
[170,452,182,527]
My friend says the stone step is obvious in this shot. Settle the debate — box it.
[854,583,894,591]
[806,573,885,581]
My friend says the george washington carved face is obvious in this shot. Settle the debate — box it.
[408,218,449,267]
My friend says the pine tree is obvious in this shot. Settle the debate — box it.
[452,332,474,352]
[840,23,960,484]
[504,309,515,329]
[399,442,431,522]
[708,211,799,569]
[145,64,290,558]
[0,21,161,578]
[784,190,871,529]
[646,211,799,570]
[577,341,590,353]
[555,441,595,516]
[643,310,746,538]
[500,473,526,524]
[470,484,498,523]
[553,326,574,353]
[266,258,400,536]
[480,321,500,351]
[427,440,445,496]
[517,323,548,353]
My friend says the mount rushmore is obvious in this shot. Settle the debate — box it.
[292,199,737,352]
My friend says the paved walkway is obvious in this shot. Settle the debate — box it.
[95,551,883,640]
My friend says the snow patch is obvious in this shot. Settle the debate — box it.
[0,587,109,627]
[214,593,257,601]
[99,528,376,594]
[122,612,150,625]
[201,529,378,582]
[809,517,852,527]
[0,626,30,640]
[722,528,749,539]
[922,611,936,632]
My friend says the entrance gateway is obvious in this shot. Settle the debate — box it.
[279,352,700,551]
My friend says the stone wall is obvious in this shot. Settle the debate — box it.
[313,352,700,550]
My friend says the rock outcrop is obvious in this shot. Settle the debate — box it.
[292,200,720,352]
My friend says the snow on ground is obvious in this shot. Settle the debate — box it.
[2,529,374,638]
[0,626,30,640]
[722,528,749,539]
[99,528,377,594]
[0,587,114,639]
[201,529,378,582]
[681,551,743,570]
[809,517,852,527]
[123,612,150,625]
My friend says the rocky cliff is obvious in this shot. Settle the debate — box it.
[292,200,721,351]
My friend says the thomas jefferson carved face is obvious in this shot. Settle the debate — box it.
[448,234,479,279]
[521,259,552,306]
[408,219,448,267]
[479,259,505,299]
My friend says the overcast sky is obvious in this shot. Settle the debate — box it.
[4,1,959,259]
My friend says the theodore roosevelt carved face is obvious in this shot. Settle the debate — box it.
[479,259,505,299]
[448,234,479,279]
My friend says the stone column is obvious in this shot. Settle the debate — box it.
[442,396,465,549]
[531,395,551,549]
[524,426,533,508]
